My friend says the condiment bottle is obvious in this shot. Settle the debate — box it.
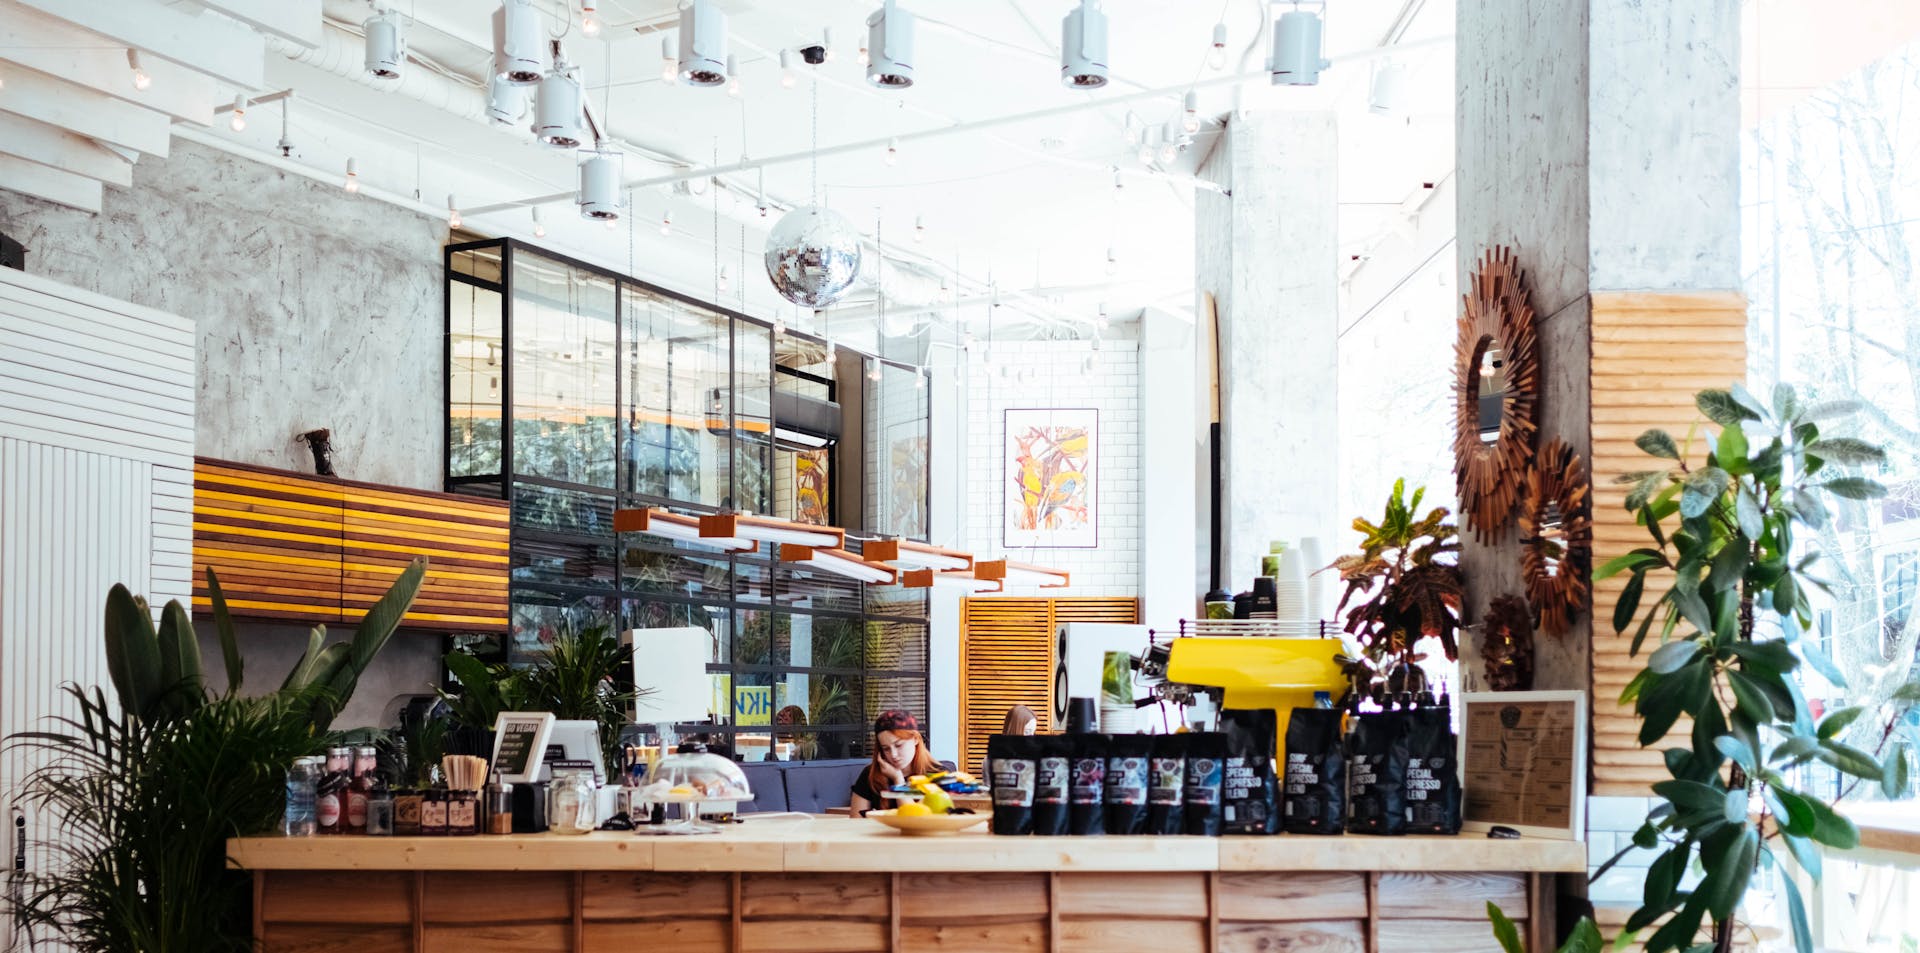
[346,746,377,835]
[484,772,514,835]
[315,746,351,835]
[365,774,394,836]
[420,786,448,836]
[448,790,478,836]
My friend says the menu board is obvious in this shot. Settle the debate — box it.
[1458,691,1586,840]
[491,712,556,784]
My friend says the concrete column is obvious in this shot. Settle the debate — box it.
[1195,112,1340,594]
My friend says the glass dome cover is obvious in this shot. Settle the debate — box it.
[639,744,753,803]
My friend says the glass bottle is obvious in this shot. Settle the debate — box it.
[547,767,598,835]
[484,772,514,835]
[315,746,352,835]
[282,756,321,836]
[346,746,377,835]
[365,774,394,836]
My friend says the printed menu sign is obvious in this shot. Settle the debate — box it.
[491,712,555,784]
[1460,692,1585,840]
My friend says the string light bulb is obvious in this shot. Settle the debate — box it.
[913,214,925,243]
[824,339,837,363]
[727,55,742,97]
[884,137,899,166]
[857,45,870,66]
[1136,126,1155,165]
[659,209,672,235]
[1159,120,1179,163]
[780,49,797,87]
[867,360,882,383]
[660,36,678,84]
[581,1,600,35]
[1183,90,1200,134]
[343,157,359,193]
[915,367,926,389]
[772,314,786,336]
[447,194,461,229]
[1105,247,1117,275]
[1095,302,1108,330]
[228,94,247,131]
[531,206,546,237]
[1209,22,1228,70]
[127,50,150,90]
[718,266,730,292]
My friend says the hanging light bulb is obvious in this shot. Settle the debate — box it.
[857,46,870,67]
[447,194,462,229]
[727,55,742,97]
[661,36,678,84]
[884,137,899,166]
[228,94,247,131]
[1110,169,1125,203]
[718,266,730,292]
[780,49,797,87]
[867,360,883,383]
[531,206,546,237]
[580,1,600,36]
[772,314,786,336]
[127,50,151,90]
[1105,247,1117,275]
[824,339,837,363]
[962,330,976,349]
[913,214,925,243]
[915,367,927,389]
[1182,90,1200,134]
[1209,22,1228,70]
[343,157,360,193]
[1095,302,1108,331]
[659,209,672,235]
[1158,120,1179,163]
[822,26,838,61]
[1082,352,1096,374]
[1136,126,1156,165]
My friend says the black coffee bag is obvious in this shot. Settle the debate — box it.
[1282,707,1345,834]
[1220,709,1279,835]
[1033,734,1071,836]
[1067,733,1108,835]
[1182,732,1226,836]
[1146,734,1188,836]
[1403,708,1461,834]
[1346,711,1407,835]
[1103,734,1152,836]
[987,734,1040,835]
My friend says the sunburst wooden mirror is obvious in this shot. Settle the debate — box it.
[1453,246,1540,541]
[1520,438,1592,636]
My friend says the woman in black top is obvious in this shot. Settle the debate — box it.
[849,710,940,816]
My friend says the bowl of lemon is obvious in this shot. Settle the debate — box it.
[865,801,989,836]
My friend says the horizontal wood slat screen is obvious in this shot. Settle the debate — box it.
[1588,292,1747,797]
[959,596,1141,775]
[192,458,510,632]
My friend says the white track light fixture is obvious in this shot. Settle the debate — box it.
[534,56,585,148]
[363,7,406,80]
[727,55,742,96]
[127,50,150,90]
[1270,8,1330,86]
[495,0,546,85]
[447,195,461,229]
[1060,0,1109,89]
[779,48,797,87]
[578,148,622,221]
[865,0,915,88]
[532,206,546,237]
[1209,22,1228,70]
[343,158,359,193]
[580,1,600,36]
[487,73,525,126]
[1368,61,1406,115]
[678,1,727,87]
[228,94,247,131]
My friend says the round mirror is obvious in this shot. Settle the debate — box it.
[1521,438,1591,636]
[1453,247,1539,541]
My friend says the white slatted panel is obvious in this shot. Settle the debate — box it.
[0,268,194,947]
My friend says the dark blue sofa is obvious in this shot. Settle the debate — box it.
[733,759,868,814]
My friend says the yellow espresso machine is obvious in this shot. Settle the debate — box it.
[1162,636,1349,755]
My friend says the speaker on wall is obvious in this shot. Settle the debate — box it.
[0,232,24,271]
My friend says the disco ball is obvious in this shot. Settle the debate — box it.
[764,205,863,308]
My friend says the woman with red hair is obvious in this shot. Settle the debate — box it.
[849,710,942,817]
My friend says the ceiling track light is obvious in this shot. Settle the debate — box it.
[1270,7,1330,87]
[1209,22,1229,70]
[578,147,621,221]
[495,0,546,85]
[228,93,247,132]
[533,52,584,148]
[1060,0,1109,89]
[865,0,915,88]
[363,6,406,80]
[447,194,461,229]
[487,73,525,126]
[580,0,600,36]
[343,157,359,193]
[779,49,797,87]
[531,205,546,237]
[1369,61,1407,115]
[127,49,150,90]
[678,1,727,87]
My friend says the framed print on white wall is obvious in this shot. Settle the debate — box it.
[1003,407,1098,549]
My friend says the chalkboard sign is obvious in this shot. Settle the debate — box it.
[1457,691,1586,841]
[491,712,556,785]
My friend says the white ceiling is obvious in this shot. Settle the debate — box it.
[0,0,1459,353]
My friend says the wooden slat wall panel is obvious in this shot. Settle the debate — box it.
[1589,292,1747,796]
[959,596,1140,775]
[191,457,511,632]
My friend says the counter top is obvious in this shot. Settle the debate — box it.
[229,817,1587,873]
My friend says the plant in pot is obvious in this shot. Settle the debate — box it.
[1327,478,1465,694]
[520,624,639,775]
[1590,385,1919,953]
[5,560,425,953]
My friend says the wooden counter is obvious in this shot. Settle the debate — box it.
[232,819,1582,952]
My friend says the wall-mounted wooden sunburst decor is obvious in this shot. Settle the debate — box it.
[1453,246,1540,541]
[1520,437,1592,636]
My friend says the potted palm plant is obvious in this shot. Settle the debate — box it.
[1327,479,1465,694]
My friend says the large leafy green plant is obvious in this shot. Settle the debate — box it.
[6,560,425,952]
[1328,479,1465,673]
[1597,385,1918,953]
[521,625,637,773]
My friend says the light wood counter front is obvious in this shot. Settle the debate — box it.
[233,819,1582,952]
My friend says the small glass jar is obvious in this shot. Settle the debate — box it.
[447,791,478,836]
[419,788,448,836]
[547,767,598,835]
[365,779,394,836]
[485,775,514,835]
[393,789,422,835]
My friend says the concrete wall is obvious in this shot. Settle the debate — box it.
[0,138,446,490]
[197,623,446,731]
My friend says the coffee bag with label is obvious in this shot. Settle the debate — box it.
[1403,708,1461,834]
[1103,734,1152,836]
[987,734,1040,835]
[1032,734,1071,836]
[1346,711,1407,835]
[1282,707,1345,834]
[1220,709,1279,835]
[1146,733,1188,836]
[1182,732,1226,836]
[1067,733,1108,835]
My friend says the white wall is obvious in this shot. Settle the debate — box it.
[1138,310,1197,632]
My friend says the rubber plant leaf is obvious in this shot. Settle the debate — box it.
[103,584,163,720]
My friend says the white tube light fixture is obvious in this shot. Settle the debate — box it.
[363,7,406,80]
[613,508,755,552]
[678,1,728,87]
[1270,8,1330,86]
[533,57,584,148]
[901,567,1001,593]
[866,539,972,573]
[343,157,359,193]
[495,0,546,84]
[127,50,151,90]
[1060,0,1109,89]
[702,513,842,550]
[866,0,915,88]
[486,73,525,126]
[782,546,898,586]
[578,147,621,221]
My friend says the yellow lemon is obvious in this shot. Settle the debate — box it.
[895,801,932,817]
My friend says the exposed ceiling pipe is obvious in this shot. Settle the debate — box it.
[268,27,490,121]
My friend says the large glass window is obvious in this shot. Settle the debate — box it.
[511,254,618,489]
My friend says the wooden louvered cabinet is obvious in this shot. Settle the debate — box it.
[958,596,1140,775]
